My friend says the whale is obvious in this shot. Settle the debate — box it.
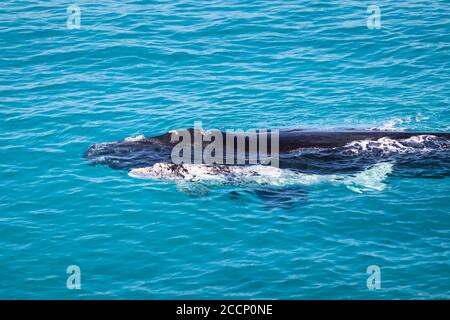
[84,128,450,206]
[150,128,450,151]
[128,161,395,194]
[84,128,450,173]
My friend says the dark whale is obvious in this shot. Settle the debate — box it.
[84,128,450,177]
[151,128,450,151]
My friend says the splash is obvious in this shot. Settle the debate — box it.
[370,117,410,131]
[370,114,430,132]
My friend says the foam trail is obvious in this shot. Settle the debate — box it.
[129,162,394,193]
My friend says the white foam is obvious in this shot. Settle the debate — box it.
[129,162,393,193]
[415,112,429,123]
[344,161,393,193]
[345,137,414,154]
[343,135,445,155]
[401,135,438,144]
[370,118,409,132]
[124,134,145,142]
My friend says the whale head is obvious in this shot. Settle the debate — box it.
[83,137,172,170]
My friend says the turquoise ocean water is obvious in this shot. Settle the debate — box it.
[1,0,449,299]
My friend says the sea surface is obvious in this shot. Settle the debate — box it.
[1,0,449,299]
